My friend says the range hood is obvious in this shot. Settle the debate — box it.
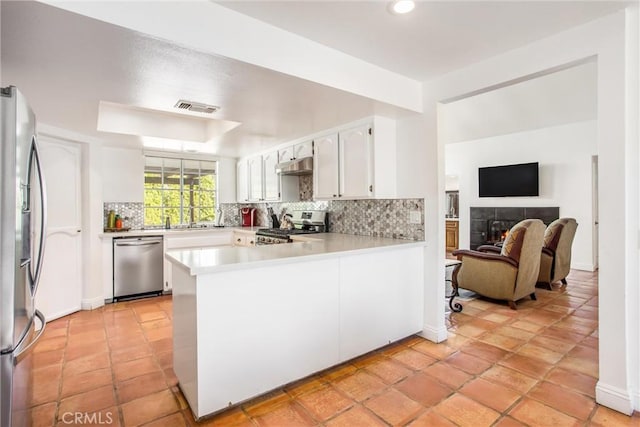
[275,156,313,175]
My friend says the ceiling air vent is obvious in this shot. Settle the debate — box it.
[174,100,220,114]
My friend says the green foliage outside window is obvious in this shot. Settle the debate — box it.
[144,157,217,226]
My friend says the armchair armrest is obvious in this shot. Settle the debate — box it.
[477,245,502,254]
[452,249,519,268]
[542,247,555,257]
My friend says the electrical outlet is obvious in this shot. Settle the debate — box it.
[409,211,421,224]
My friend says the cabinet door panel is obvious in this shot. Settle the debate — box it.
[294,141,313,159]
[248,156,263,201]
[339,125,371,199]
[313,134,339,199]
[237,160,249,202]
[278,146,294,163]
[263,151,280,201]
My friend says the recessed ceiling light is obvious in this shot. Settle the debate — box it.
[389,0,415,14]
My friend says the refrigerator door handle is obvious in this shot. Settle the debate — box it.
[14,310,46,362]
[28,135,47,297]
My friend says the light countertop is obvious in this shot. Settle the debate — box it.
[166,233,426,275]
[99,226,260,239]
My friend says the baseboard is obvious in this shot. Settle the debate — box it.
[571,262,596,272]
[81,296,106,311]
[596,381,634,415]
[418,325,448,343]
[633,389,640,412]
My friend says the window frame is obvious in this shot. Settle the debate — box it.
[143,155,218,227]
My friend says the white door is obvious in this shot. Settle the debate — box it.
[36,138,82,321]
[313,134,339,199]
[237,160,249,202]
[263,151,280,201]
[339,125,372,199]
[247,155,263,202]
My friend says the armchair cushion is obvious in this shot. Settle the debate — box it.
[500,226,526,263]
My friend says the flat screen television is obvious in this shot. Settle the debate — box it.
[478,162,539,197]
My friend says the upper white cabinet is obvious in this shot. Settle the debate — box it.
[237,150,298,202]
[278,140,313,163]
[262,151,280,201]
[313,117,396,200]
[248,155,263,201]
[236,160,249,203]
[313,134,340,199]
[339,125,373,199]
[313,125,373,200]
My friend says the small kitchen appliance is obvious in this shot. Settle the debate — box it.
[255,210,327,245]
[241,207,256,227]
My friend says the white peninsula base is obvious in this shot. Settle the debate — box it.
[169,241,424,420]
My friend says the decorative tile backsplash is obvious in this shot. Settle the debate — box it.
[104,195,425,241]
[220,198,425,241]
[103,202,144,230]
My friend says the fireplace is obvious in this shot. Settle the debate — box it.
[469,207,559,250]
[487,219,519,245]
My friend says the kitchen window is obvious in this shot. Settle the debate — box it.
[144,156,217,227]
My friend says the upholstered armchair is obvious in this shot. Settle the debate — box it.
[451,219,546,310]
[537,218,578,288]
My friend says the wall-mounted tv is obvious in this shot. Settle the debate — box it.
[478,162,539,197]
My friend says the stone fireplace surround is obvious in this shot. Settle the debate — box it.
[469,207,559,250]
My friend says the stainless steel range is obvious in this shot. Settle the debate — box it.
[255,210,327,245]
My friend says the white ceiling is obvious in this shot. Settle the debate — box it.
[1,1,408,157]
[217,1,628,81]
[440,60,598,144]
[0,1,628,157]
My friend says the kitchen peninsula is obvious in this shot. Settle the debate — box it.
[166,233,426,419]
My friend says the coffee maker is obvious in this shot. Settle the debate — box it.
[240,207,256,227]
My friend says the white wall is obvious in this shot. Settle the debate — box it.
[392,8,638,414]
[101,146,144,202]
[446,121,597,271]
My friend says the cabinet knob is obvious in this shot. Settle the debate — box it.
[237,238,241,242]
[333,194,337,197]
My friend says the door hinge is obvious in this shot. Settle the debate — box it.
[312,140,315,155]
[368,128,372,135]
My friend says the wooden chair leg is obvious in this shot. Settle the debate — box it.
[530,293,537,301]
[561,278,568,285]
[508,301,517,310]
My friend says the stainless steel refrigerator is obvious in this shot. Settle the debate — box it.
[0,86,47,427]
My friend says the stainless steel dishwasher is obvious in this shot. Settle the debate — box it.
[113,236,163,301]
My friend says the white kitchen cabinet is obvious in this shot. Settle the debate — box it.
[313,117,396,200]
[339,125,373,199]
[236,160,249,203]
[278,140,313,163]
[248,155,263,202]
[313,125,372,200]
[313,134,340,199]
[237,151,299,203]
[262,151,280,201]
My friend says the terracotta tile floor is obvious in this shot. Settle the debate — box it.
[23,270,640,426]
